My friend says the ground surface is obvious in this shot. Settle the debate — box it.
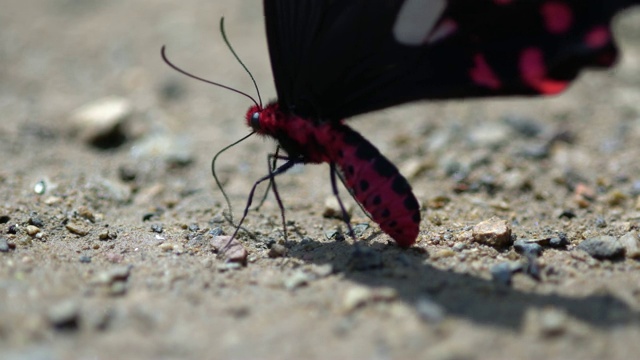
[2,1,640,359]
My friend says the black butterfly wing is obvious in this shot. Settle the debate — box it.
[264,0,638,120]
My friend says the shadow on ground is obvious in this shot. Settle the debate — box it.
[280,235,638,330]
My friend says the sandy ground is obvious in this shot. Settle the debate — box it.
[2,1,640,359]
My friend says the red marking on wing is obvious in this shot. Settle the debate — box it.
[585,26,610,49]
[541,1,573,34]
[470,54,502,90]
[519,47,568,94]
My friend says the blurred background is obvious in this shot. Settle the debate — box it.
[2,2,640,359]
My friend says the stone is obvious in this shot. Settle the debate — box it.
[619,231,640,259]
[211,236,247,265]
[66,222,90,236]
[472,217,512,248]
[70,97,132,148]
[48,300,80,331]
[576,236,625,260]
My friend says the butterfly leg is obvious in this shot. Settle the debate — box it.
[255,145,281,210]
[231,157,299,242]
[265,152,295,241]
[329,163,356,241]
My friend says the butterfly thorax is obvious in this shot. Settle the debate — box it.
[246,102,338,164]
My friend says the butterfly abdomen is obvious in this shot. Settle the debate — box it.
[327,125,421,247]
[249,103,421,247]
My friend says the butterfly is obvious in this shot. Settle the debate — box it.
[242,0,638,247]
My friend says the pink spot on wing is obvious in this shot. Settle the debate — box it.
[520,48,568,94]
[426,19,458,44]
[470,54,501,90]
[541,1,573,34]
[585,26,610,48]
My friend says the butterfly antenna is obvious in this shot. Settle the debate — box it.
[220,17,263,107]
[212,131,256,226]
[160,46,259,108]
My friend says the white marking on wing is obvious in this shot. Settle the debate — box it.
[393,0,447,46]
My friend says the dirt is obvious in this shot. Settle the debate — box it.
[2,1,640,359]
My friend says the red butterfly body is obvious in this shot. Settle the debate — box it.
[242,0,638,247]
[247,103,420,246]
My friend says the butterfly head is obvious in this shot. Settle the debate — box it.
[246,104,263,132]
[245,102,283,136]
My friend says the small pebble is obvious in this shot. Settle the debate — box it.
[472,217,513,248]
[347,247,383,271]
[352,223,369,237]
[79,255,92,263]
[93,265,132,285]
[158,243,175,252]
[342,286,397,313]
[0,215,10,223]
[549,233,570,248]
[70,96,132,148]
[539,308,568,337]
[401,158,432,180]
[607,189,627,206]
[34,180,47,195]
[66,222,90,236]
[118,165,137,182]
[619,231,640,259]
[452,243,466,252]
[105,252,124,263]
[342,287,374,313]
[310,263,333,278]
[84,308,113,331]
[159,78,186,100]
[468,123,510,148]
[26,225,41,236]
[324,229,340,240]
[186,234,205,248]
[110,281,127,296]
[503,115,543,137]
[268,243,287,258]
[201,258,214,269]
[595,216,607,228]
[98,229,117,240]
[77,206,96,222]
[28,215,45,228]
[415,298,446,323]
[284,271,312,290]
[427,195,451,209]
[576,236,625,260]
[558,210,577,219]
[217,262,242,272]
[131,134,195,166]
[522,256,541,280]
[491,262,514,286]
[431,248,455,260]
[47,300,80,331]
[188,223,200,232]
[44,196,62,205]
[208,227,223,236]
[0,237,9,252]
[513,239,543,257]
[211,236,248,265]
[151,224,163,233]
[322,197,353,219]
